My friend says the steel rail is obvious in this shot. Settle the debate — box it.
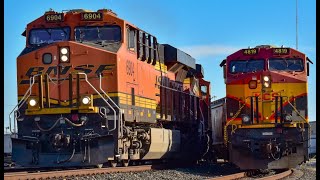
[257,169,293,180]
[4,165,165,180]
[207,172,246,180]
[206,169,292,180]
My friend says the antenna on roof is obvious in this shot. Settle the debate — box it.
[296,0,298,50]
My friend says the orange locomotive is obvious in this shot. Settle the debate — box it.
[211,45,311,169]
[10,9,211,167]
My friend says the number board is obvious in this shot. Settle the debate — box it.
[243,48,258,55]
[273,48,290,55]
[81,12,103,21]
[45,13,64,23]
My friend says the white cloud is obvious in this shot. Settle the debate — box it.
[179,44,242,59]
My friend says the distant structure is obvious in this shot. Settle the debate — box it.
[4,134,12,156]
[309,121,316,157]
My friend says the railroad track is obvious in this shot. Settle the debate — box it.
[207,169,293,180]
[4,164,293,180]
[4,164,165,180]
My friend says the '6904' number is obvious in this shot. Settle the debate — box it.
[81,12,102,21]
[45,14,63,22]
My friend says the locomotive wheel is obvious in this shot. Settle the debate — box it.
[122,160,130,167]
[109,160,117,167]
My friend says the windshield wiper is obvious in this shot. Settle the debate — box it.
[95,40,119,47]
[97,27,102,40]
[41,25,52,36]
[57,25,68,37]
[44,29,51,37]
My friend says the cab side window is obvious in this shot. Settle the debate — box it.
[127,27,136,51]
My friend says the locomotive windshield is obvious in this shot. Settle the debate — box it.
[75,25,121,42]
[269,58,304,72]
[29,27,70,45]
[229,60,264,74]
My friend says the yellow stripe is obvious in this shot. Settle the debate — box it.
[183,78,190,84]
[26,107,99,115]
[19,92,158,110]
[227,82,308,123]
[154,62,167,72]
[235,123,299,129]
[227,83,307,99]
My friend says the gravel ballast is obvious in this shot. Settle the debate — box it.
[51,162,241,180]
[280,158,316,180]
[36,158,319,180]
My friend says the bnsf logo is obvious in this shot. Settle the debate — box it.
[19,64,115,84]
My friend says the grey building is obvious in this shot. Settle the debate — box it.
[309,121,316,157]
[4,134,12,155]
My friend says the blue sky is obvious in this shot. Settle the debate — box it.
[4,0,316,132]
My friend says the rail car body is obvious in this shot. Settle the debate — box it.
[212,45,311,170]
[10,9,211,167]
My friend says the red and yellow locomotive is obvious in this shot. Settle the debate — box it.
[213,45,311,169]
[10,9,211,167]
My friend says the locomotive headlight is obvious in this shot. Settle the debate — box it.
[60,55,68,62]
[60,48,68,55]
[242,115,251,124]
[60,47,70,63]
[29,98,37,107]
[82,96,91,105]
[262,75,271,88]
[263,82,270,88]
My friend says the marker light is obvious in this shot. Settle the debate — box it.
[284,114,292,122]
[242,115,250,123]
[263,76,270,81]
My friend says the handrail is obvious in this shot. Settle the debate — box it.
[223,96,251,146]
[76,73,119,135]
[99,74,121,110]
[9,74,42,134]
[99,74,123,138]
[99,106,109,128]
[10,73,122,138]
